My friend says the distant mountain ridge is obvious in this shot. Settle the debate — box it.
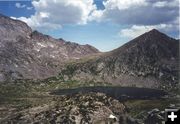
[0,14,99,82]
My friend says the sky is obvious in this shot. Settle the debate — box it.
[0,0,179,52]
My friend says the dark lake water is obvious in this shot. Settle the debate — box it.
[51,86,167,100]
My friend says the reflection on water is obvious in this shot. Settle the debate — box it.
[51,86,167,100]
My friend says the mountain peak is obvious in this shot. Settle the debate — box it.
[58,28,178,91]
[112,28,178,60]
[131,28,174,45]
[148,29,160,33]
[145,29,164,36]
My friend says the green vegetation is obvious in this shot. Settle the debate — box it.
[0,80,111,108]
[0,80,111,120]
[124,98,180,119]
[0,77,179,122]
[0,80,111,97]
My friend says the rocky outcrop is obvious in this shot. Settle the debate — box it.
[0,14,32,39]
[143,104,180,124]
[0,92,140,124]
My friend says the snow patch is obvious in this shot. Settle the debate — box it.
[109,114,117,119]
[50,55,55,58]
[37,42,47,47]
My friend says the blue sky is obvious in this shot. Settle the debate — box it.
[0,1,34,17]
[0,0,179,52]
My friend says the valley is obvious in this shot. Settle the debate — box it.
[0,13,179,123]
[0,80,179,123]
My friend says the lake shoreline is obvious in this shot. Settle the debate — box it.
[50,86,168,100]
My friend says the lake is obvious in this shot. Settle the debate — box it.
[50,86,167,100]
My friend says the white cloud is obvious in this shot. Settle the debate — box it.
[153,0,179,8]
[15,2,33,10]
[88,9,104,22]
[103,0,147,10]
[39,12,49,18]
[119,22,179,39]
[14,0,179,37]
[153,1,167,8]
[12,15,62,31]
[15,3,26,8]
[91,0,178,25]
[15,0,97,31]
[27,7,33,10]
[119,25,154,39]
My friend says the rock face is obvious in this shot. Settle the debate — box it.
[1,92,139,124]
[0,14,99,82]
[60,29,179,90]
[0,14,32,39]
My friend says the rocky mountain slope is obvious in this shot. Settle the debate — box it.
[60,29,179,90]
[0,14,99,82]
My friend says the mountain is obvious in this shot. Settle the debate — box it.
[0,14,99,82]
[0,13,179,90]
[0,13,179,124]
[60,29,179,90]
